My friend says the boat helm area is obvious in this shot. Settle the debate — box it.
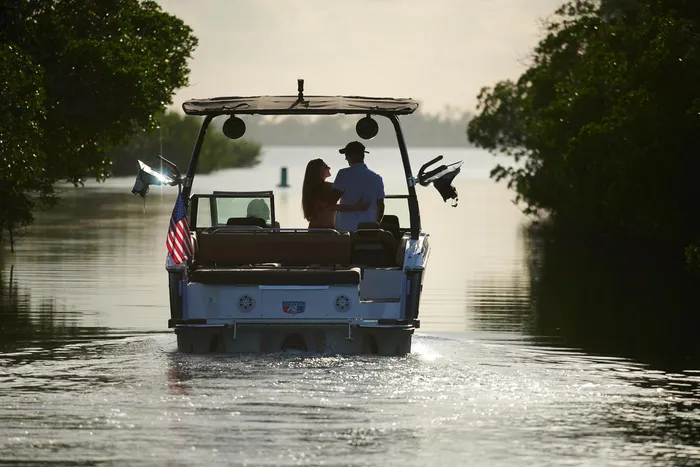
[133,118,462,214]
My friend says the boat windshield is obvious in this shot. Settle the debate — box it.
[192,194,274,229]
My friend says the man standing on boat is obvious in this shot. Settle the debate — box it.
[331,141,385,231]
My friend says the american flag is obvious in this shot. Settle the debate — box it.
[166,191,193,264]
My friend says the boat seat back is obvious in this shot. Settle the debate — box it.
[380,215,402,242]
[191,268,361,286]
[194,230,351,267]
[350,228,397,267]
[222,225,263,231]
[226,217,267,228]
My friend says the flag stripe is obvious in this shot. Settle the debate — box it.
[166,192,192,265]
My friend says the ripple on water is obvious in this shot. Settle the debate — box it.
[0,334,697,466]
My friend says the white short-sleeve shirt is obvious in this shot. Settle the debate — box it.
[332,163,385,232]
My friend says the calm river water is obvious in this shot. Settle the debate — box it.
[1,146,698,466]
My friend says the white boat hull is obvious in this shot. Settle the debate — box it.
[174,323,413,355]
[166,234,430,356]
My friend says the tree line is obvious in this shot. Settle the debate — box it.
[107,111,261,177]
[467,0,700,271]
[1,0,198,250]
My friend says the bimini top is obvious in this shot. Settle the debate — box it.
[182,95,420,116]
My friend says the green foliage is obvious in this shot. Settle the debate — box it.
[2,0,198,183]
[0,43,55,250]
[107,111,261,176]
[467,0,700,249]
[0,0,197,248]
[685,241,700,275]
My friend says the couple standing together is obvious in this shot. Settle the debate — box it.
[302,141,384,232]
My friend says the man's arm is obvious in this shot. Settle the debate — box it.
[376,198,385,223]
[376,176,385,223]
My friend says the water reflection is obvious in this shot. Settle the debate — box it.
[528,230,700,371]
[607,371,700,464]
[0,187,171,360]
[2,186,174,337]
[463,223,700,461]
[0,261,108,354]
[468,224,700,370]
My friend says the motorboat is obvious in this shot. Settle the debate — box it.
[132,80,463,355]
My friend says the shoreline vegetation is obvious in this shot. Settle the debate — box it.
[466,0,700,274]
[107,111,261,177]
[1,0,198,249]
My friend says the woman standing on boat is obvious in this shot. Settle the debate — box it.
[302,158,368,229]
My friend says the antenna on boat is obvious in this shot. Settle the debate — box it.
[297,79,304,101]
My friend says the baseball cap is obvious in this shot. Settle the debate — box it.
[339,141,369,155]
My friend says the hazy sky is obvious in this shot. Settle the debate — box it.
[156,0,564,114]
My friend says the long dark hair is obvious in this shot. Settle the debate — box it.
[302,158,326,221]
